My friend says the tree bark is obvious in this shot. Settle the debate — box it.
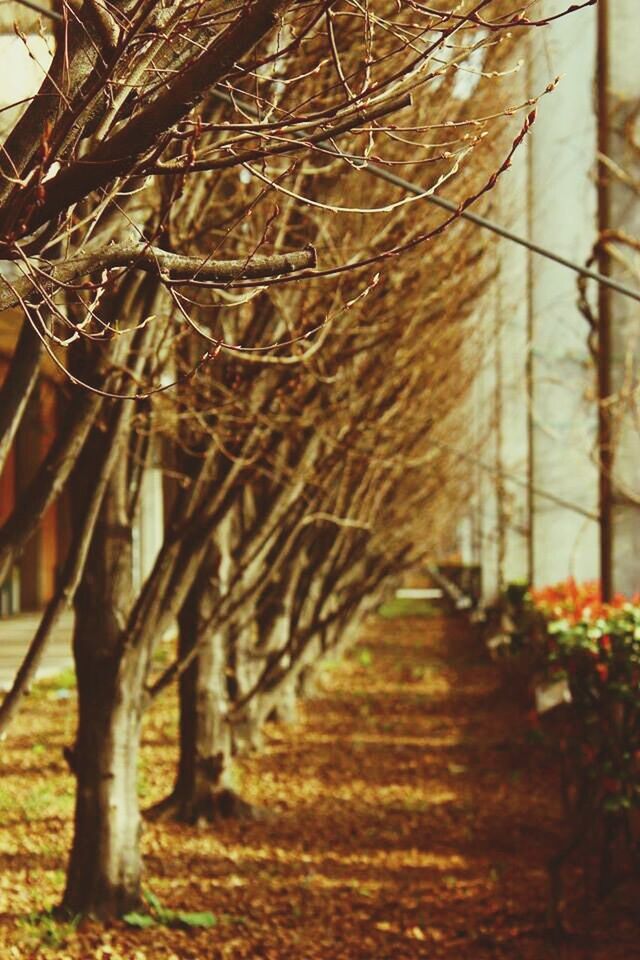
[63,458,143,917]
[148,546,266,824]
[158,550,236,822]
[63,645,144,917]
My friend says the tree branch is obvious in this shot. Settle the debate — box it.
[22,0,295,234]
[0,243,317,312]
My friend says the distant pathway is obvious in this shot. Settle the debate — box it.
[0,611,73,692]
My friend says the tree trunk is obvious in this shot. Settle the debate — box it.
[63,458,142,917]
[63,646,144,917]
[149,548,264,824]
[171,551,235,822]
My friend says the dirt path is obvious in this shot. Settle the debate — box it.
[1,614,638,958]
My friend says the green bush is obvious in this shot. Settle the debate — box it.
[544,605,640,817]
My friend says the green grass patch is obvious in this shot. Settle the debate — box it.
[0,782,74,821]
[377,597,438,619]
[18,910,80,950]
[33,666,77,698]
[357,648,373,668]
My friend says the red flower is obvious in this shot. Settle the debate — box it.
[595,663,609,682]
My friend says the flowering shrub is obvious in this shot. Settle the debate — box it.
[543,603,640,815]
[529,576,638,625]
[527,579,640,907]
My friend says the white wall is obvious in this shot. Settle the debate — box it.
[606,0,640,595]
[527,5,600,586]
[460,2,603,598]
[0,33,53,138]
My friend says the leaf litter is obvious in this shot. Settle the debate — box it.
[0,615,638,958]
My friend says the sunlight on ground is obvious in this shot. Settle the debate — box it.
[242,773,459,809]
[297,731,463,749]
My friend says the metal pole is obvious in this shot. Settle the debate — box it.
[525,32,536,587]
[597,0,613,601]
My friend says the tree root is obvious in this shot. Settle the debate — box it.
[144,788,272,825]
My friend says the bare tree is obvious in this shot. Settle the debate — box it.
[0,0,588,921]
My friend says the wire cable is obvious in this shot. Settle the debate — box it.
[11,0,62,21]
[212,90,640,306]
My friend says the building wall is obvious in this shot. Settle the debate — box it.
[527,4,600,586]
[605,0,640,595]
[464,1,603,599]
[464,0,640,600]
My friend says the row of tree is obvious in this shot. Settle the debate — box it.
[0,0,581,920]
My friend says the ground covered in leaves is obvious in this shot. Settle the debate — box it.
[0,614,638,959]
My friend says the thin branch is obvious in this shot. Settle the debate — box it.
[152,94,412,174]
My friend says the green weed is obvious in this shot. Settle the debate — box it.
[18,909,80,950]
[123,889,217,930]
[357,648,373,668]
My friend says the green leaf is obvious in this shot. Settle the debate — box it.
[143,889,163,914]
[358,649,373,668]
[174,911,217,928]
[123,912,156,929]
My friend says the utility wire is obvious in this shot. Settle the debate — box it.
[12,0,61,21]
[212,91,640,306]
[373,167,640,305]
